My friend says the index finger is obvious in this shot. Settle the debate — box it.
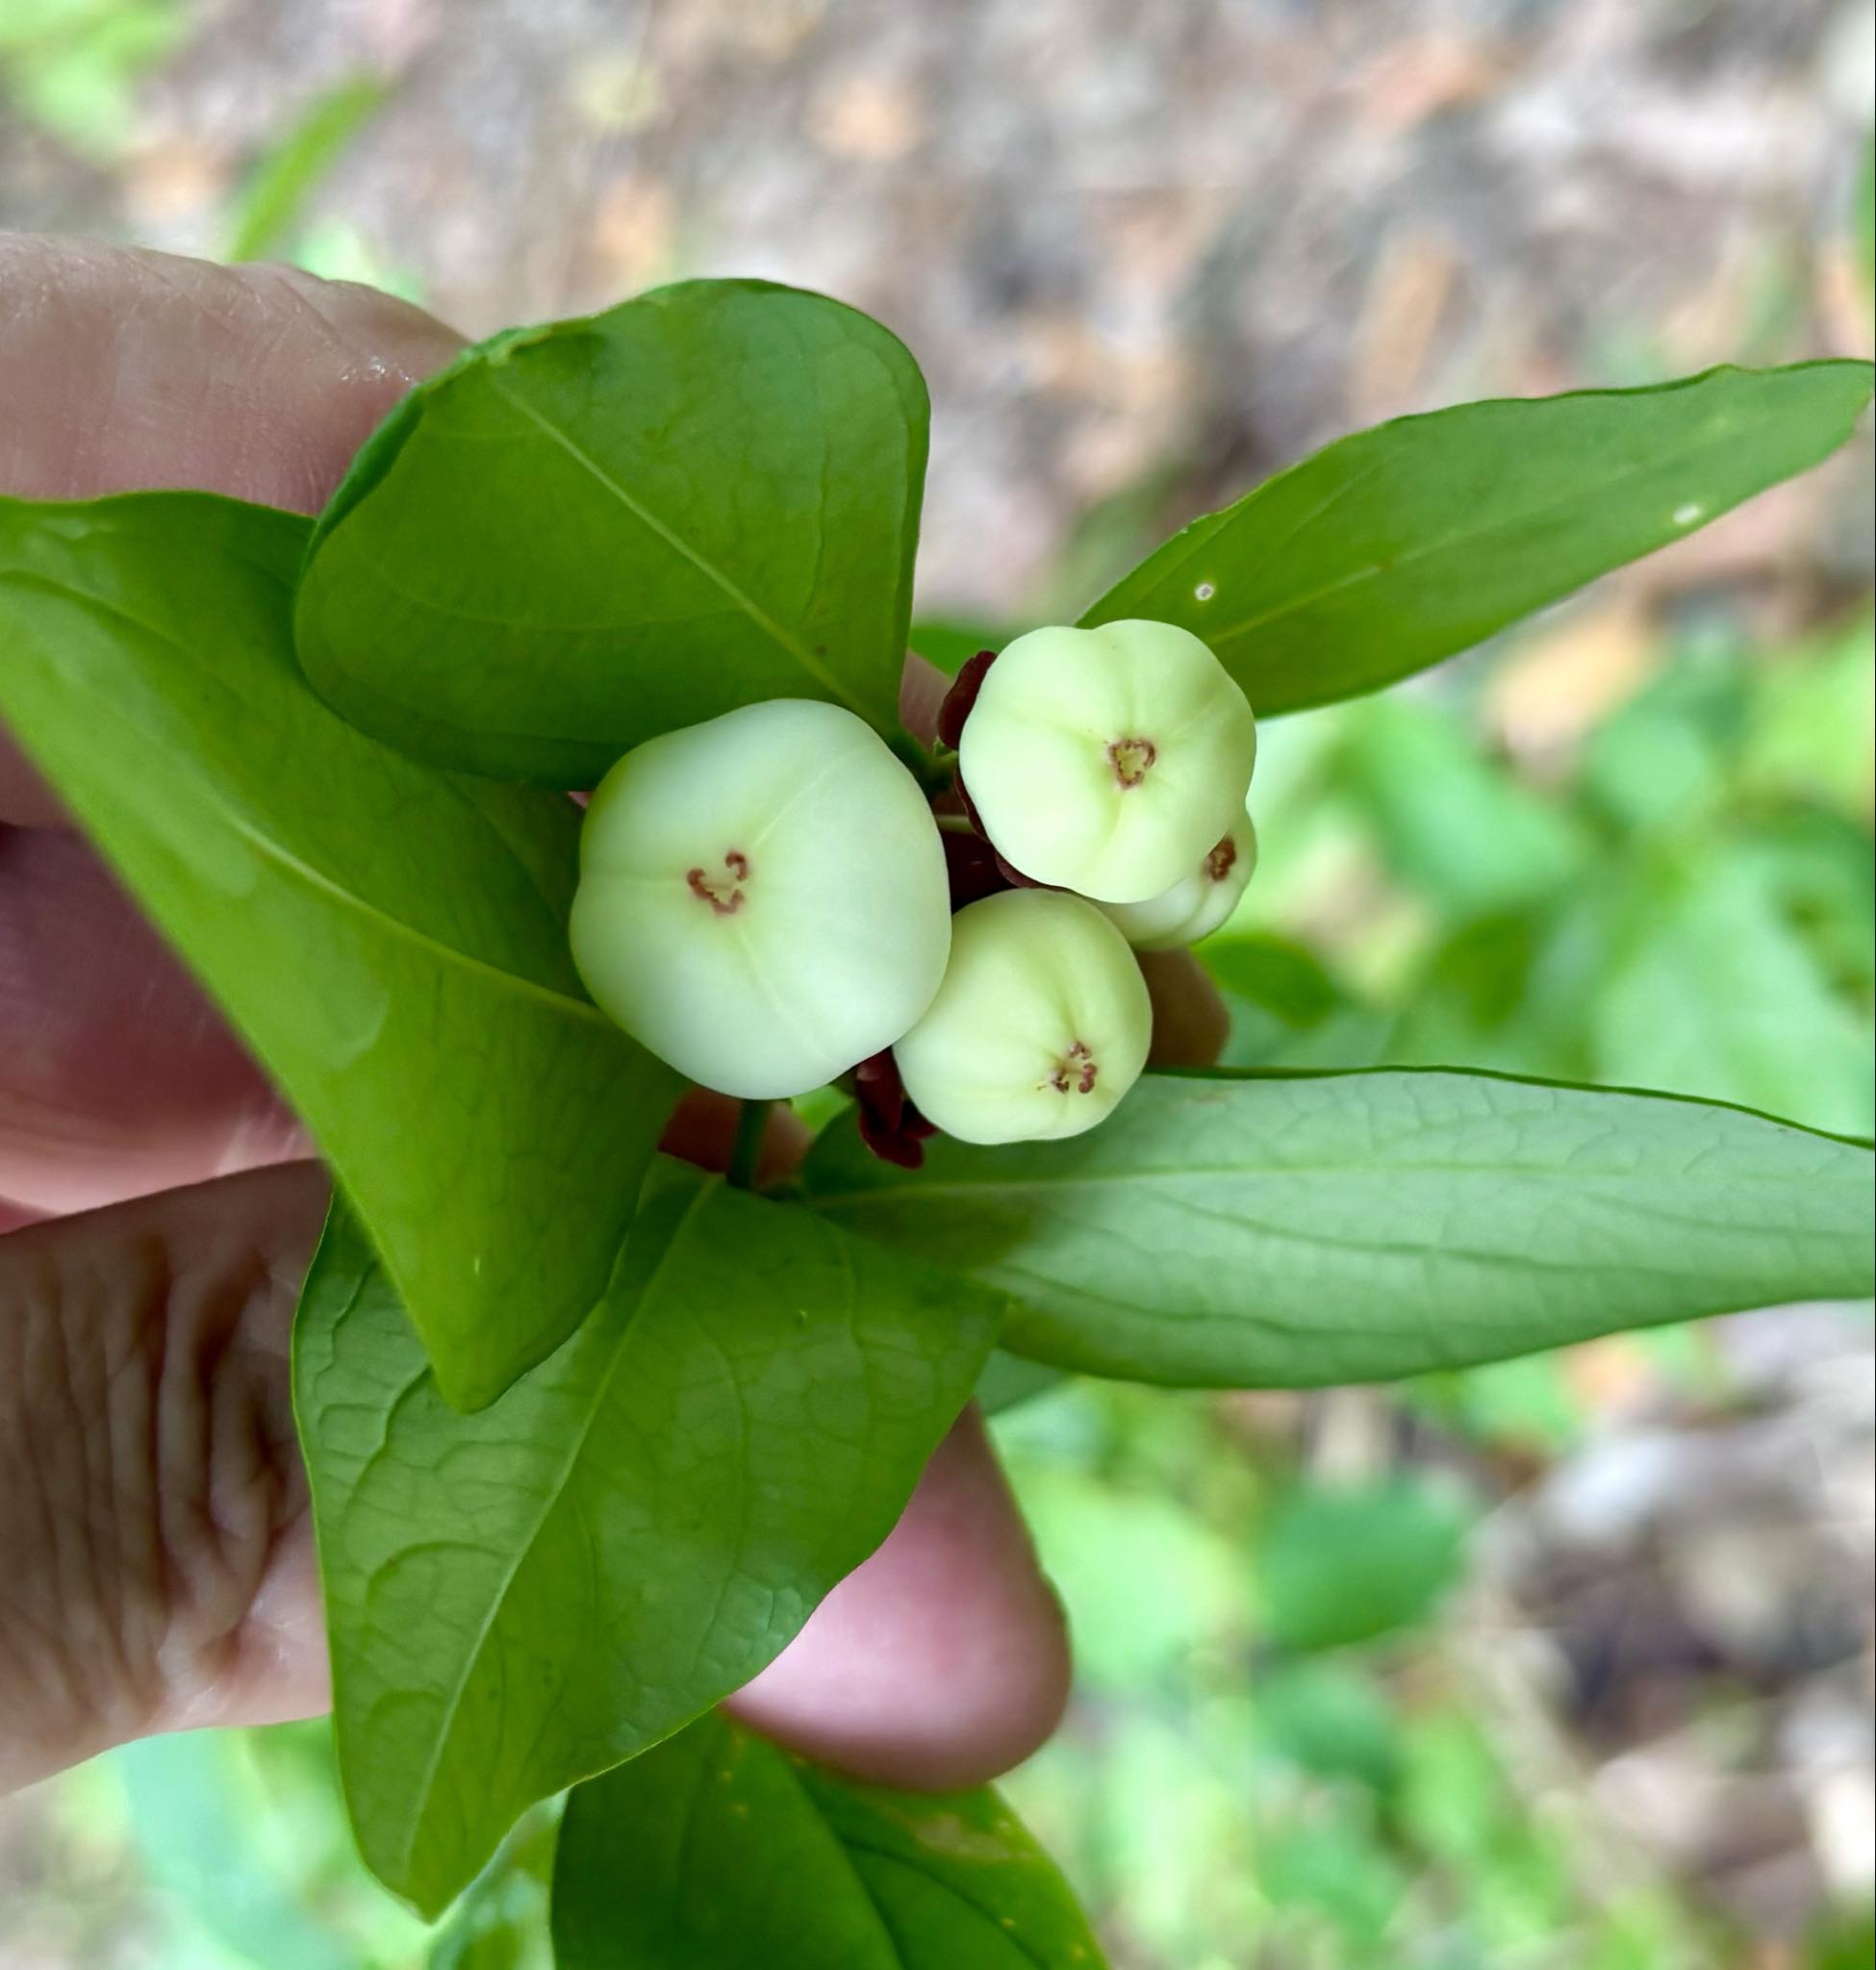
[0,236,464,823]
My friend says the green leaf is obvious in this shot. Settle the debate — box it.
[804,1068,1875,1386]
[0,492,678,1410]
[1383,912,1579,1081]
[1202,931,1395,1072]
[1013,1468,1244,1692]
[1739,611,1875,819]
[974,1350,1067,1416]
[1200,933,1349,1029]
[909,615,1011,677]
[1255,1801,1408,1953]
[1744,812,1876,1002]
[551,1712,1107,1969]
[0,492,673,1410]
[224,75,389,265]
[1593,852,1876,1138]
[1808,1901,1876,1970]
[1256,1479,1469,1653]
[0,0,185,161]
[295,279,929,784]
[294,1163,1002,1917]
[1080,362,1874,715]
[1336,695,1587,918]
[1252,1659,1402,1791]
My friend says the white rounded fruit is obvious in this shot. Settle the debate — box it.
[1100,814,1257,951]
[570,699,951,1099]
[957,619,1256,903]
[893,888,1153,1146]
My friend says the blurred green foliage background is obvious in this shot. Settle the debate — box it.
[2,2,1871,1965]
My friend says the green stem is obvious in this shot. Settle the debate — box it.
[726,1099,771,1191]
[889,728,953,799]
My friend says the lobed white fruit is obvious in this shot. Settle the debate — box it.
[1100,814,1257,951]
[894,887,1153,1145]
[570,699,951,1099]
[957,619,1256,903]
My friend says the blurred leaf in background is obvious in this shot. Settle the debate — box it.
[223,75,389,265]
[216,73,427,302]
[909,613,1013,675]
[991,1384,1732,1969]
[1256,1478,1470,1655]
[1197,605,1876,1137]
[106,1726,428,1968]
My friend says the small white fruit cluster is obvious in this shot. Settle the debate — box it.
[569,620,1256,1156]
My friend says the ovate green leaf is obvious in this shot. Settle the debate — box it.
[296,279,929,783]
[1593,852,1876,1139]
[1335,695,1587,917]
[294,1163,1003,1917]
[0,492,678,1409]
[551,1712,1107,1969]
[1082,362,1874,715]
[1256,1479,1470,1653]
[805,1068,1875,1386]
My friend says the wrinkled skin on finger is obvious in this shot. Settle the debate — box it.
[0,1158,1070,1795]
[0,1164,330,1793]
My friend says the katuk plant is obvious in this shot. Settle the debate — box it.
[0,274,1868,1967]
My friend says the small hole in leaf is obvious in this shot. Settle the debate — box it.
[1671,501,1705,526]
[1194,581,1216,601]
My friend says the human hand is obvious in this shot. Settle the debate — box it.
[0,237,1219,1799]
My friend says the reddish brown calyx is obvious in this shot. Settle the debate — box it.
[941,822,1011,911]
[948,775,1040,900]
[687,848,750,916]
[852,1048,938,1169]
[931,648,1050,912]
[935,650,998,750]
[1204,834,1237,882]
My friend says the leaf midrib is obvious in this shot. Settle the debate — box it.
[778,1756,1062,1970]
[0,569,609,1027]
[838,1839,1065,1970]
[1188,396,1797,657]
[221,807,610,1027]
[392,1178,716,1893]
[487,373,863,715]
[809,1154,1856,1208]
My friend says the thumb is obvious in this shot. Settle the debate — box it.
[0,1162,331,1793]
[0,234,465,825]
[0,1149,1068,1798]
